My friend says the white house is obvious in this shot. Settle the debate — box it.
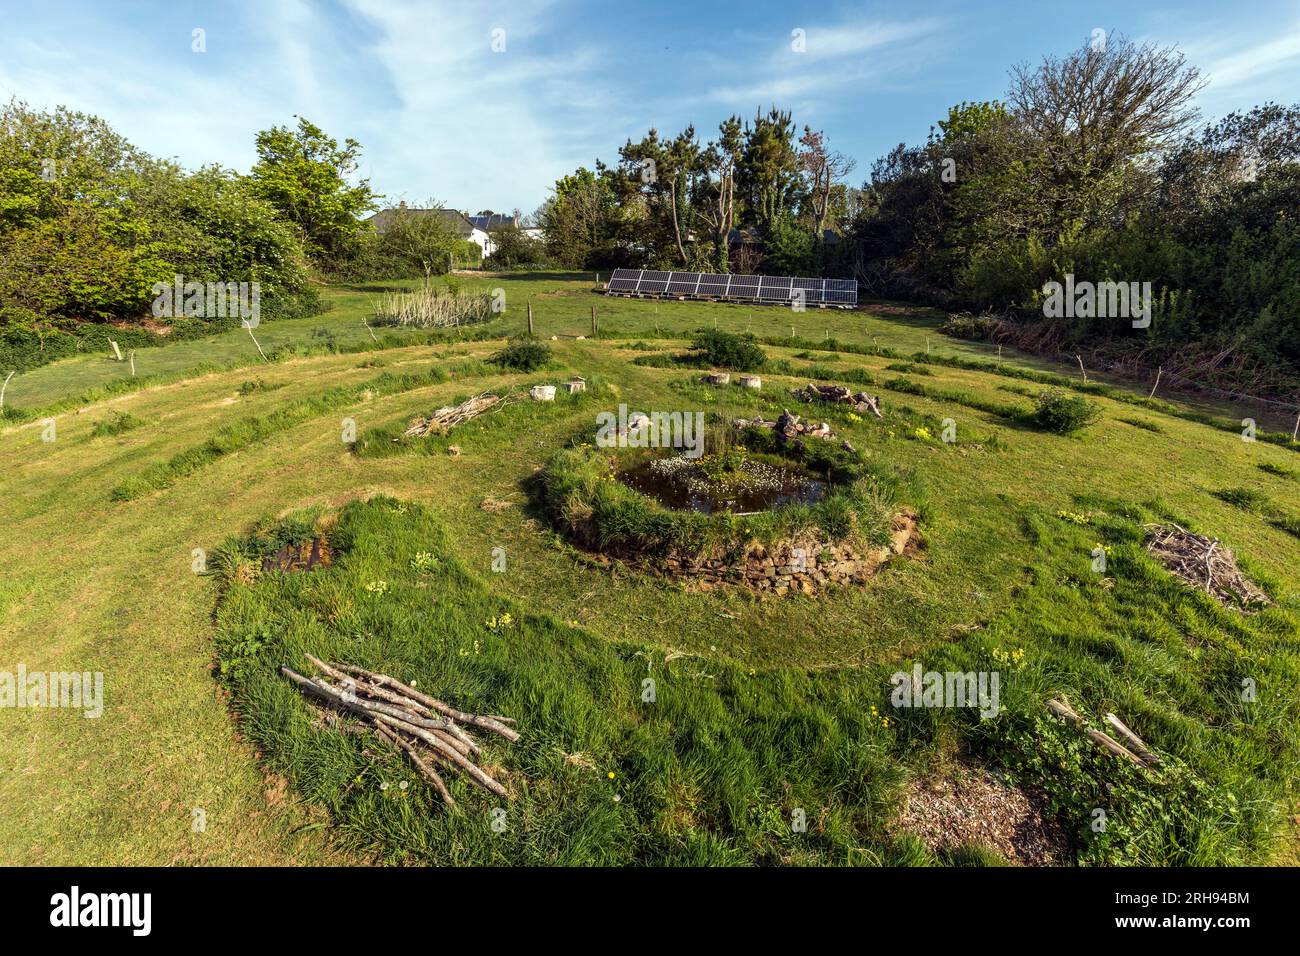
[366,202,495,258]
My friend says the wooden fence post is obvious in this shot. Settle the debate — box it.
[1149,366,1163,398]
[527,300,534,336]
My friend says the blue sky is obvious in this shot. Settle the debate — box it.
[3,0,1299,215]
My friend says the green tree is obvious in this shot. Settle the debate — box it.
[246,116,378,260]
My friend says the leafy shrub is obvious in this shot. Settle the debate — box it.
[1028,389,1101,434]
[940,314,1005,341]
[688,329,766,371]
[489,337,552,372]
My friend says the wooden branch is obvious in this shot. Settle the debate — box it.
[1104,713,1160,765]
[1085,728,1146,766]
[1046,697,1083,724]
[375,723,455,806]
[334,663,520,741]
[370,713,508,798]
[1047,697,1155,770]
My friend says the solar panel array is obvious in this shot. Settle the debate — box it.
[605,268,857,307]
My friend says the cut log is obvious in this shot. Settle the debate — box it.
[1104,713,1160,765]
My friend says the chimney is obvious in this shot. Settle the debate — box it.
[398,200,407,210]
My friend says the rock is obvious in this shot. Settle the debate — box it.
[530,385,556,401]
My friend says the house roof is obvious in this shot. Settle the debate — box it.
[366,207,478,237]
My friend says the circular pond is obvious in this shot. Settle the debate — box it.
[617,452,827,514]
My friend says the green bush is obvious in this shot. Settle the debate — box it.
[688,329,766,371]
[1028,389,1101,434]
[489,337,552,372]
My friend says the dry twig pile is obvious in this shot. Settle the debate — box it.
[403,391,510,437]
[281,655,519,805]
[1144,523,1270,608]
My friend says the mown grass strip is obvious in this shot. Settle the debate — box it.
[1,325,508,427]
[109,367,450,501]
[752,334,1300,451]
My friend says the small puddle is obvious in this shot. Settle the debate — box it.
[618,454,827,514]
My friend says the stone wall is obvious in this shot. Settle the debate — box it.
[659,509,918,596]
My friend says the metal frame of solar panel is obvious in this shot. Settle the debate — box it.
[604,268,856,307]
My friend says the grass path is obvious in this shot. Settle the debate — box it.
[2,284,1298,864]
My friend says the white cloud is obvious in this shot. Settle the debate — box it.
[703,16,949,111]
[1200,25,1300,89]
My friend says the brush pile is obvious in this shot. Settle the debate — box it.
[793,383,883,418]
[1144,523,1271,609]
[281,654,519,805]
[403,391,509,437]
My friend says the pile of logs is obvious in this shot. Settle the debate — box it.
[1144,523,1270,608]
[1047,698,1161,773]
[732,409,837,442]
[793,383,883,418]
[404,391,507,437]
[281,655,519,805]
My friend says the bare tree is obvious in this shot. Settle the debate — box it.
[798,126,856,234]
[1009,34,1205,225]
[698,116,743,272]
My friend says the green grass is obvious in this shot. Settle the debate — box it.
[211,495,1298,865]
[2,271,1299,866]
[90,411,146,438]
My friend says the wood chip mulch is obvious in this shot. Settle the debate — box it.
[895,761,1069,866]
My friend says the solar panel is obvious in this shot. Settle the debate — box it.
[607,268,641,292]
[638,270,672,294]
[757,275,793,302]
[824,278,857,305]
[665,273,698,295]
[728,275,761,299]
[696,274,729,296]
[603,269,855,306]
[792,277,824,305]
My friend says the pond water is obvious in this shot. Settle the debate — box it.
[618,454,828,514]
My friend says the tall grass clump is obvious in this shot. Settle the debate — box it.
[373,288,495,328]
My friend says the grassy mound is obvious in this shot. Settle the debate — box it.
[538,425,908,559]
